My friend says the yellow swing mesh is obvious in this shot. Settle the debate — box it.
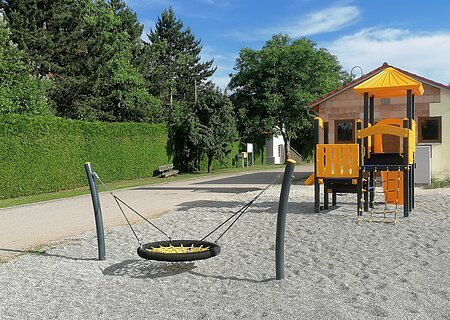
[148,244,210,254]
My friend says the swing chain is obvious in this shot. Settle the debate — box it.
[92,172,172,245]
[201,173,282,243]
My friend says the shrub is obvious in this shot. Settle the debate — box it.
[0,114,169,199]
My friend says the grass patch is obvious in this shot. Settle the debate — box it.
[428,176,450,189]
[0,164,285,209]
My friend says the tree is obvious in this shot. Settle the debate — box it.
[0,16,49,115]
[2,0,161,122]
[229,35,344,160]
[170,84,237,173]
[141,7,216,122]
[197,84,237,173]
[1,0,90,77]
[58,0,159,122]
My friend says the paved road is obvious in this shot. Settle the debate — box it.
[0,165,312,260]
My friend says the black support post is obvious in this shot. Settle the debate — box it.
[276,159,296,280]
[369,95,375,125]
[369,95,375,210]
[363,93,369,128]
[407,90,413,124]
[85,162,106,260]
[403,119,410,217]
[314,118,321,213]
[356,120,363,219]
[362,93,369,212]
[411,94,415,209]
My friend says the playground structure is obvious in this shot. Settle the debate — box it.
[308,67,423,221]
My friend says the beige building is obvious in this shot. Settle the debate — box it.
[308,63,450,179]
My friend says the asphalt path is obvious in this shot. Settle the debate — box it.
[0,164,312,260]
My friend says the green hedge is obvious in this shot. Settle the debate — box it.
[0,115,169,199]
[198,140,266,171]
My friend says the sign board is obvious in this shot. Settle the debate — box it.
[246,143,253,153]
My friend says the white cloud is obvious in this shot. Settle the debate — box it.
[230,5,360,41]
[327,28,450,85]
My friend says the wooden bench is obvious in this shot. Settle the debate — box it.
[158,163,179,178]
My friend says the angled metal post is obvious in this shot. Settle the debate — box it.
[276,159,296,280]
[85,162,106,260]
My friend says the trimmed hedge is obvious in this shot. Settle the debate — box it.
[0,115,169,199]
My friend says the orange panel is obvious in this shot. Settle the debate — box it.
[316,144,359,178]
[381,171,404,205]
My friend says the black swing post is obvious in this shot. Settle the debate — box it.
[85,162,106,260]
[275,159,296,280]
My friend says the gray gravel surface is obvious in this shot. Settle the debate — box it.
[0,185,449,319]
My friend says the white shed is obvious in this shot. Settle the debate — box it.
[266,133,285,164]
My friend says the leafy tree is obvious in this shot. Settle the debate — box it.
[197,84,237,173]
[141,7,216,122]
[170,84,237,173]
[170,102,202,172]
[0,16,49,115]
[229,34,344,160]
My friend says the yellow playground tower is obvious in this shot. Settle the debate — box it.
[309,67,423,222]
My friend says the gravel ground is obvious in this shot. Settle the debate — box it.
[0,185,449,319]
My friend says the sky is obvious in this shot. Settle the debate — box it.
[124,0,450,89]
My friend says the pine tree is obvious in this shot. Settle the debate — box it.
[1,0,91,77]
[142,7,216,121]
[2,0,161,122]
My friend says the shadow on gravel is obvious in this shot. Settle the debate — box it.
[175,200,337,215]
[0,248,97,261]
[102,259,196,279]
[188,270,276,283]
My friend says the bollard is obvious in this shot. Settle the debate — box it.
[84,162,106,260]
[275,159,296,280]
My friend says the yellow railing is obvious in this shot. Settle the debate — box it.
[316,144,360,178]
[357,125,409,139]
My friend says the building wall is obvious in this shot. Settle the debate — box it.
[428,89,450,177]
[265,134,285,164]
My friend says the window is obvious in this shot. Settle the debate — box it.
[335,119,355,143]
[418,117,442,143]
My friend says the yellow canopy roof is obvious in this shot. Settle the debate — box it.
[354,67,424,97]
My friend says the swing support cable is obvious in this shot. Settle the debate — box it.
[200,173,281,243]
[93,172,171,245]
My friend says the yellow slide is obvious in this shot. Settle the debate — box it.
[304,173,315,185]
